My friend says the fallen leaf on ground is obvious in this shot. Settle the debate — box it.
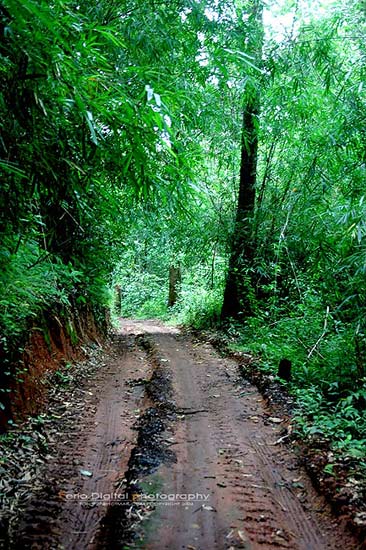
[238,530,249,541]
[268,417,283,424]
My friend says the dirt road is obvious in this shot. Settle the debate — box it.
[12,320,360,549]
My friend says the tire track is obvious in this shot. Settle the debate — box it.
[11,320,359,550]
[123,322,358,550]
[12,332,154,549]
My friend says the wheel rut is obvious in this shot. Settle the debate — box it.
[119,322,358,550]
[8,319,360,550]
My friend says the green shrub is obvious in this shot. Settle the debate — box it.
[0,240,82,345]
[117,272,168,319]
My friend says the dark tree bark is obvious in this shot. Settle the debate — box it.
[221,96,259,319]
[278,358,292,381]
[221,1,263,321]
[115,284,122,314]
[168,264,181,307]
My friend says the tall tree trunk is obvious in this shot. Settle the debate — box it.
[221,0,264,321]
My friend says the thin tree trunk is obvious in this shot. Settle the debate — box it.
[168,264,181,307]
[115,284,122,314]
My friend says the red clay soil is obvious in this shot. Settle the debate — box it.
[6,320,363,549]
[10,327,79,420]
[1,308,102,430]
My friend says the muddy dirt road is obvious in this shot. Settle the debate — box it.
[11,320,360,549]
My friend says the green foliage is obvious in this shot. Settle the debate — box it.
[53,362,74,386]
[113,223,226,326]
[294,385,366,463]
[112,176,231,327]
[171,265,225,328]
[1,0,365,480]
[0,239,81,346]
[118,271,169,319]
[115,259,224,328]
[231,306,366,466]
[213,0,366,471]
[0,0,222,355]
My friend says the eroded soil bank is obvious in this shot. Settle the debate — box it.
[0,319,362,549]
[0,305,105,431]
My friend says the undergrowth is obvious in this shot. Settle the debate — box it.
[225,300,366,476]
[114,263,224,329]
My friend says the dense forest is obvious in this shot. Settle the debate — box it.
[1,0,366,516]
